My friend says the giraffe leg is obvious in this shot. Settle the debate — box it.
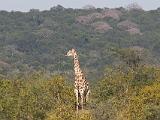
[83,89,89,106]
[74,89,79,112]
[79,89,84,110]
[86,89,90,103]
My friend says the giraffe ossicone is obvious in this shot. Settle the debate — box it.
[66,48,90,111]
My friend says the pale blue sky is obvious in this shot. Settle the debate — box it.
[0,0,160,12]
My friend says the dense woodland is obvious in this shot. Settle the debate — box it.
[0,5,160,120]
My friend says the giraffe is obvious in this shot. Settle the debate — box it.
[65,48,90,111]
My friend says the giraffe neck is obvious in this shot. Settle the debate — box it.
[73,54,82,75]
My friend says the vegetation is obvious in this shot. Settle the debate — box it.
[0,6,160,120]
[92,65,160,120]
[0,74,75,120]
[0,6,160,80]
[0,65,160,120]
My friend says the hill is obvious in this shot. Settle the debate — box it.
[0,6,160,79]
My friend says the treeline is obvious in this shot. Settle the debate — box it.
[0,6,160,79]
[1,65,160,120]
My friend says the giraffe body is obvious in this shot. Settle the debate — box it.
[66,49,90,111]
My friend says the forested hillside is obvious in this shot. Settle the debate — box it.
[0,6,160,79]
[0,6,160,120]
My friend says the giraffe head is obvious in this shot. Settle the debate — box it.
[65,48,77,57]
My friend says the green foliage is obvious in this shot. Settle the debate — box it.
[127,83,160,120]
[46,104,76,120]
[0,6,160,120]
[0,74,74,120]
[47,107,92,120]
[0,7,160,80]
[0,66,160,120]
[92,66,160,120]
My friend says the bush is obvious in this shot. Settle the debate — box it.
[0,74,74,120]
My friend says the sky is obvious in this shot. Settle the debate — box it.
[0,0,160,12]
